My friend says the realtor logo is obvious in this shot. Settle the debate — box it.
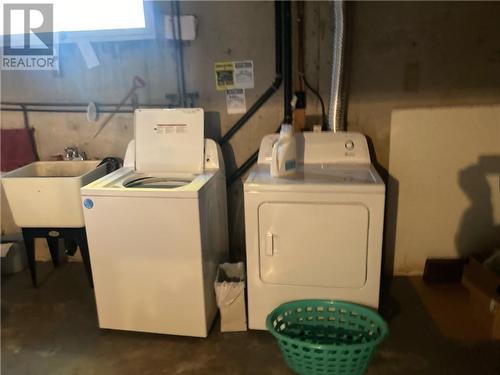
[2,3,57,70]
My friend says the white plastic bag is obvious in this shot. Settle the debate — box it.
[214,262,247,331]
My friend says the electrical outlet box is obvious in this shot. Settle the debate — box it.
[164,15,197,41]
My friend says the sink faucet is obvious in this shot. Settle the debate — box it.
[64,146,86,160]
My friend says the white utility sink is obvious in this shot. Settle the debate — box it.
[2,161,107,228]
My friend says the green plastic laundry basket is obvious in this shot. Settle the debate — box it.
[266,300,388,375]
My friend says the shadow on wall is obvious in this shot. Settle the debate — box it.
[365,135,395,276]
[221,142,246,262]
[204,112,221,141]
[205,110,245,261]
[366,135,401,321]
[383,173,399,279]
[455,155,500,258]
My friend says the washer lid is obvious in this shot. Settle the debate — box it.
[245,164,385,193]
[134,108,204,174]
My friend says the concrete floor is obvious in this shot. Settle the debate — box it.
[2,263,500,375]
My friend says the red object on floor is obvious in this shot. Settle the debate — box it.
[1,128,37,172]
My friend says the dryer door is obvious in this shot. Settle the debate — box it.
[258,202,368,288]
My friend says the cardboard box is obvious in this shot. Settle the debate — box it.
[1,242,26,275]
[462,257,500,339]
[214,262,247,332]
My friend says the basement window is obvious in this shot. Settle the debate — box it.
[1,0,156,44]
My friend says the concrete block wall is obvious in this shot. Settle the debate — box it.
[346,2,500,171]
[2,1,500,266]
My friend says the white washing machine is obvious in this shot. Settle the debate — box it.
[244,131,385,330]
[81,108,228,337]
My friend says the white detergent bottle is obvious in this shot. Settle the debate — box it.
[271,124,297,178]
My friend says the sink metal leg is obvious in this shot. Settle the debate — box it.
[20,227,94,288]
[76,229,94,289]
[21,228,37,287]
[46,237,60,267]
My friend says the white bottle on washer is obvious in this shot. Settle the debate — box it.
[271,124,297,178]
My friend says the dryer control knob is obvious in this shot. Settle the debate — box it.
[345,140,355,151]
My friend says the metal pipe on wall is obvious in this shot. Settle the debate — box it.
[219,1,283,145]
[225,1,292,186]
[1,102,167,113]
[328,1,346,132]
[1,105,162,114]
[2,108,133,114]
[227,150,259,186]
[2,102,138,107]
[297,1,327,129]
[170,0,187,107]
[283,0,293,124]
[20,105,39,160]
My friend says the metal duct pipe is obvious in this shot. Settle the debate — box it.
[328,1,346,132]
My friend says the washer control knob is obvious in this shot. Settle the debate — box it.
[345,140,355,151]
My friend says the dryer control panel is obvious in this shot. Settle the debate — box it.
[257,131,371,165]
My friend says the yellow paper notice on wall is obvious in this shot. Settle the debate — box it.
[214,60,254,91]
[215,62,235,91]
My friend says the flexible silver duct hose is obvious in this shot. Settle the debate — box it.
[328,1,345,132]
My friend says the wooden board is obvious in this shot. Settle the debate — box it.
[388,105,500,275]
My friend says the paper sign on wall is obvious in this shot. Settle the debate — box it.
[233,61,254,89]
[215,60,254,91]
[215,62,235,91]
[226,89,246,114]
